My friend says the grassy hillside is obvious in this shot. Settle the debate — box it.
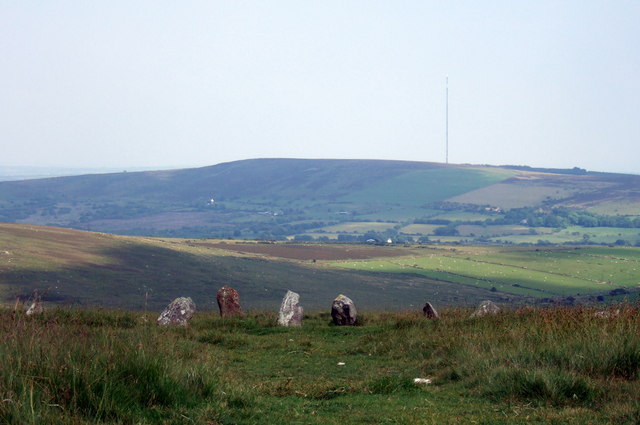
[2,307,639,424]
[0,223,523,311]
[1,158,638,241]
[1,223,638,312]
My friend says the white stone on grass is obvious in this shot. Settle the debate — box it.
[277,290,303,326]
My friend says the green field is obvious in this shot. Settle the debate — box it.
[492,226,640,245]
[314,222,396,234]
[332,246,640,299]
[399,224,441,235]
[342,167,514,206]
[456,224,549,237]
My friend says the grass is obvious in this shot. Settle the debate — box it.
[332,245,640,298]
[1,306,639,424]
[342,167,514,206]
[2,223,524,311]
[4,223,639,310]
[314,222,397,233]
[490,226,640,245]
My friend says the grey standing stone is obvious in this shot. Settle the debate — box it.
[216,286,244,317]
[422,302,439,319]
[26,301,44,316]
[157,297,196,326]
[277,290,303,326]
[471,300,500,317]
[594,309,620,319]
[331,294,357,326]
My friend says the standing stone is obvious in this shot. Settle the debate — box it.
[331,294,357,326]
[157,297,196,326]
[422,302,439,319]
[277,290,303,326]
[217,286,244,317]
[594,309,620,319]
[471,300,500,317]
[26,301,44,316]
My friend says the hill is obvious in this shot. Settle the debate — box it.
[1,223,637,311]
[0,223,525,311]
[0,158,639,243]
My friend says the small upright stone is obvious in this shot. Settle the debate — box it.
[217,286,244,317]
[157,297,196,326]
[471,300,500,317]
[594,309,620,319]
[422,302,439,319]
[277,290,303,326]
[331,294,357,326]
[26,301,44,316]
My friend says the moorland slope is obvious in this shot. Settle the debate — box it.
[1,223,637,311]
[1,158,639,241]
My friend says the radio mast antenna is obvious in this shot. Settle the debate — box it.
[445,75,449,164]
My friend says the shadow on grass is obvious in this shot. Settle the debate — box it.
[1,240,527,312]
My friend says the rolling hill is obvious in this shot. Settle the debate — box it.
[0,223,528,311]
[1,223,637,311]
[0,158,639,243]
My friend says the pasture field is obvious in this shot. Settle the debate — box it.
[331,245,640,299]
[313,221,396,234]
[356,207,432,222]
[585,200,640,216]
[342,167,514,206]
[447,182,577,210]
[428,211,494,222]
[494,226,640,245]
[456,224,546,237]
[1,307,639,424]
[398,224,441,235]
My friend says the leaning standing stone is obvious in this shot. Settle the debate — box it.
[157,297,196,326]
[422,302,439,319]
[26,301,44,316]
[217,286,244,317]
[471,300,500,317]
[277,290,303,326]
[331,294,357,326]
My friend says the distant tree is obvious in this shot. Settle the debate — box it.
[433,224,459,236]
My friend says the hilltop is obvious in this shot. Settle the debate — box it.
[0,158,639,244]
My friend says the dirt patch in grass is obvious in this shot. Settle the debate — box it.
[203,243,416,261]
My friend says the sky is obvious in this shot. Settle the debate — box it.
[1,1,639,173]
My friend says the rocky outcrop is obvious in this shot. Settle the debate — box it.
[277,290,303,326]
[157,297,196,326]
[471,300,500,317]
[217,286,244,317]
[422,302,439,319]
[331,294,357,326]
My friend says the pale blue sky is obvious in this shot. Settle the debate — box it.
[1,1,639,173]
